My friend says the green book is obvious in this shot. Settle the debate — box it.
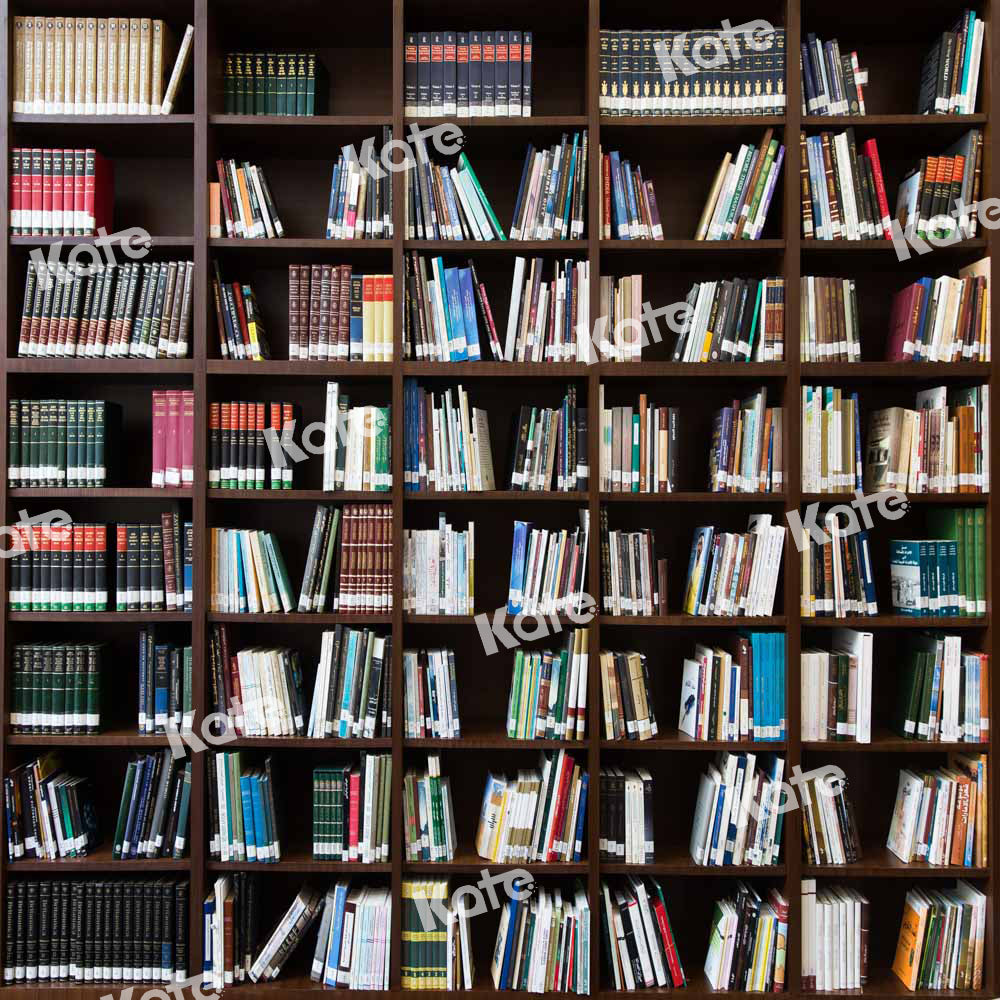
[295,53,308,115]
[8,398,19,486]
[262,531,295,612]
[51,645,65,731]
[113,761,138,857]
[973,507,985,614]
[305,53,317,116]
[458,152,507,240]
[253,53,266,115]
[266,52,277,115]
[274,53,287,115]
[55,398,67,483]
[85,645,100,732]
[172,761,192,858]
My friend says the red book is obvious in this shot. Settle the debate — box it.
[231,283,252,351]
[281,403,293,488]
[348,769,361,860]
[30,148,43,235]
[651,895,685,986]
[863,138,892,239]
[151,389,167,487]
[545,752,572,860]
[165,389,182,486]
[182,390,195,486]
[227,653,244,737]
[83,148,97,234]
[10,148,22,235]
[72,150,86,236]
[41,149,53,237]
[51,150,63,235]
[61,148,73,236]
[885,282,925,362]
[215,160,236,237]
[93,150,113,232]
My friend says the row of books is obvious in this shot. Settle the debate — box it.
[403,648,459,739]
[800,276,860,362]
[404,253,488,361]
[800,881,868,992]
[599,518,666,617]
[403,516,474,615]
[799,769,860,865]
[508,630,589,742]
[597,273,642,363]
[917,11,985,115]
[401,879,473,990]
[801,386,861,492]
[3,878,189,984]
[404,31,533,118]
[680,633,787,743]
[18,258,194,358]
[691,752,785,867]
[324,130,394,240]
[695,130,784,241]
[598,391,679,493]
[314,756,392,861]
[9,148,111,235]
[203,873,258,987]
[321,387,392,492]
[402,382,495,492]
[704,883,788,991]
[150,389,194,488]
[601,149,662,240]
[672,276,785,363]
[508,386,586,491]
[710,389,784,493]
[800,629,873,742]
[866,388,989,494]
[137,630,193,734]
[508,511,590,616]
[405,149,505,242]
[112,751,191,860]
[209,264,269,360]
[207,752,283,863]
[209,527,292,614]
[223,52,326,116]
[9,642,102,735]
[888,757,988,867]
[683,516,785,618]
[801,520,877,618]
[7,398,113,487]
[599,28,788,117]
[512,135,588,240]
[403,754,456,861]
[208,400,291,489]
[476,750,587,863]
[801,130,892,241]
[213,158,284,239]
[11,16,192,115]
[599,767,653,862]
[288,264,394,362]
[800,34,866,116]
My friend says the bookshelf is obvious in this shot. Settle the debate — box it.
[0,0,995,997]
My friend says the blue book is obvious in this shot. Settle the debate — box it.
[608,150,629,237]
[324,882,349,986]
[560,134,579,235]
[138,631,148,732]
[129,755,157,858]
[947,540,960,615]
[441,171,465,240]
[912,277,934,359]
[707,779,727,865]
[858,531,877,615]
[457,267,482,360]
[507,521,531,613]
[498,895,522,988]
[573,771,588,861]
[338,630,360,736]
[121,756,147,856]
[325,163,340,237]
[349,276,364,358]
[444,267,468,360]
[240,773,256,860]
[234,532,247,612]
[250,773,270,861]
[511,144,535,236]
[202,894,215,983]
[622,158,639,234]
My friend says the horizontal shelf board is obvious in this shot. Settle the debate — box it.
[602,735,785,751]
[210,113,391,126]
[208,854,391,873]
[600,615,787,628]
[208,489,386,501]
[404,490,588,501]
[5,358,195,374]
[206,360,393,376]
[9,234,193,246]
[209,237,393,249]
[601,114,786,127]
[804,615,988,628]
[12,113,194,126]
[801,362,990,378]
[599,362,787,377]
[9,487,193,498]
[401,361,589,376]
[224,736,392,749]
[805,728,989,753]
[600,491,787,503]
[600,239,785,251]
[404,239,589,251]
[406,115,589,127]
[207,612,392,624]
[8,729,170,747]
[801,237,986,251]
[803,847,988,877]
[8,611,192,622]
[801,113,987,126]
[8,845,188,871]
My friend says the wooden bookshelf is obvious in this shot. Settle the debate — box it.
[0,0,995,998]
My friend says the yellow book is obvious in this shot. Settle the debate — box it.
[892,893,929,989]
[372,276,384,361]
[43,17,56,113]
[235,167,255,238]
[382,275,394,361]
[21,17,33,114]
[105,19,117,116]
[74,19,86,112]
[150,20,174,113]
[362,275,376,360]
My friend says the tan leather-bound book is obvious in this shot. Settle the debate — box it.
[32,16,45,114]
[96,19,108,114]
[20,17,33,113]
[161,24,194,115]
[139,18,153,114]
[128,18,141,113]
[13,17,25,113]
[116,19,130,113]
[150,20,176,113]
[44,17,56,113]
[84,17,98,115]
[52,18,65,113]
[74,19,87,111]
[106,19,118,115]
[62,18,74,113]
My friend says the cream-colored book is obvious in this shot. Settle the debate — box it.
[32,16,45,114]
[382,275,393,362]
[52,18,65,113]
[138,18,152,114]
[62,19,74,113]
[160,24,194,115]
[106,19,118,115]
[127,18,141,113]
[13,17,26,113]
[96,19,108,114]
[84,18,97,115]
[150,20,175,113]
[74,19,86,111]
[116,18,130,113]
[44,18,55,114]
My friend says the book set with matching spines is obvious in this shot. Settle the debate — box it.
[223,52,328,116]
[600,27,787,117]
[315,755,392,861]
[150,389,194,489]
[9,642,103,735]
[209,401,292,490]
[3,879,189,984]
[18,258,194,358]
[801,34,867,116]
[10,522,111,612]
[9,148,112,235]
[11,16,193,115]
[405,31,533,117]
[115,517,193,612]
[112,750,192,860]
[401,878,474,990]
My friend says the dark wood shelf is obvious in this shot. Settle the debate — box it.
[804,615,989,628]
[13,112,196,125]
[208,488,387,501]
[801,362,991,378]
[600,239,786,251]
[8,611,192,622]
[601,114,786,127]
[206,359,393,376]
[7,844,189,872]
[800,492,989,504]
[5,358,195,374]
[600,491,788,503]
[9,234,194,246]
[801,113,988,126]
[404,239,589,251]
[406,115,589,127]
[9,486,194,498]
[206,612,392,625]
[210,113,391,127]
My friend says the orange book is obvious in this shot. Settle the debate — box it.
[235,167,255,238]
[209,182,222,237]
[891,895,928,989]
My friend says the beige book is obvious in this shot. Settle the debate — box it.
[116,19,129,113]
[44,17,56,111]
[96,19,108,114]
[84,18,97,115]
[127,18,141,113]
[161,24,194,115]
[150,20,176,113]
[63,17,76,115]
[106,19,118,114]
[138,18,152,114]
[52,18,65,113]
[73,20,86,112]
[14,17,26,113]
[32,16,45,114]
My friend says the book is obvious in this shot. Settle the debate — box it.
[682,515,785,617]
[671,277,785,362]
[703,883,788,990]
[508,629,588,741]
[16,257,194,358]
[800,881,870,991]
[599,767,654,862]
[600,145,661,239]
[213,158,284,239]
[4,877,189,983]
[9,642,103,735]
[599,387,679,492]
[710,388,783,493]
[801,35,867,115]
[507,510,590,615]
[404,648,461,739]
[223,51,328,115]
[111,748,190,859]
[403,753,456,861]
[680,633,786,743]
[801,629,872,743]
[801,386,862,491]
[800,518,877,618]
[136,628,193,734]
[695,131,784,241]
[323,127,394,239]
[247,882,327,983]
[508,133,588,240]
[800,276,861,361]
[597,272,644,362]
[401,879,474,990]
[403,514,474,615]
[916,12,985,115]
[600,27,786,117]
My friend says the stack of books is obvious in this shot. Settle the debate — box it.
[599,767,654,862]
[505,256,591,362]
[799,767,861,864]
[209,526,294,613]
[136,628,193,734]
[917,12,985,115]
[801,518,877,618]
[508,386,586,491]
[401,879,474,990]
[114,750,191,859]
[210,267,270,360]
[207,752,281,863]
[801,34,867,115]
[600,147,662,240]
[204,874,258,988]
[801,386,862,492]
[405,150,504,241]
[601,648,658,741]
[9,148,111,236]
[507,511,590,615]
[801,628,873,743]
[213,159,283,239]
[324,130,394,239]
[599,515,666,616]
[223,52,327,115]
[597,273,644,362]
[403,515,474,615]
[150,389,194,488]
[598,389,679,493]
[10,641,103,735]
